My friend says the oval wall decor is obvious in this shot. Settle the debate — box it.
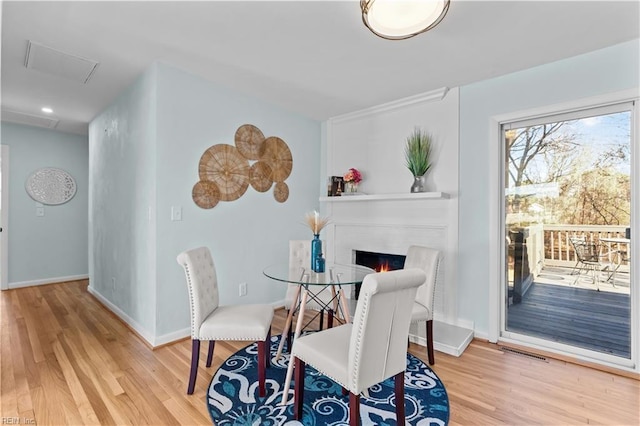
[25,167,77,205]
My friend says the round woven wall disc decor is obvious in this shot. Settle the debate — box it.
[249,161,273,193]
[192,180,220,209]
[273,181,289,203]
[25,167,77,205]
[199,144,250,202]
[235,124,265,160]
[261,136,293,182]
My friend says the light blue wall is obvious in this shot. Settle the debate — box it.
[459,39,640,334]
[88,64,158,336]
[154,63,321,336]
[89,62,321,340]
[0,123,88,284]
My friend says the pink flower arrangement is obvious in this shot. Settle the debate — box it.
[343,168,362,184]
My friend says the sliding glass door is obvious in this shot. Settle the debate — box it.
[502,102,634,361]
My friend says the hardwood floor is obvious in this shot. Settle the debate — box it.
[1,280,638,425]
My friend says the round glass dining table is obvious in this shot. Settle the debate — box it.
[263,262,373,286]
[263,262,374,405]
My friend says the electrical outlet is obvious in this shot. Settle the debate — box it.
[239,282,247,297]
[36,207,44,217]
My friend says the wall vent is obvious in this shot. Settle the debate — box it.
[500,346,548,361]
[25,41,99,84]
[1,110,59,129]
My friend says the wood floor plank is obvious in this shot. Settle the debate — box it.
[52,338,101,425]
[20,288,46,363]
[2,280,639,425]
[0,319,18,417]
[9,318,33,415]
[57,332,117,426]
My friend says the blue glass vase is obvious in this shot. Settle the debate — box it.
[311,234,322,271]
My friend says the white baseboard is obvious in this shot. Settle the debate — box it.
[410,319,474,357]
[154,327,190,346]
[87,286,155,346]
[89,288,285,348]
[271,299,286,309]
[9,274,89,289]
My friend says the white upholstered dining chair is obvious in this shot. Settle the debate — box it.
[177,246,274,396]
[290,268,426,426]
[405,245,441,365]
[284,241,336,345]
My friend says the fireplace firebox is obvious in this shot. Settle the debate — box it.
[354,250,406,299]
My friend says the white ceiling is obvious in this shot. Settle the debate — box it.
[1,1,639,135]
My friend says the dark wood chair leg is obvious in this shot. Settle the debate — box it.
[187,339,200,394]
[265,328,271,369]
[427,319,435,365]
[319,309,324,330]
[206,340,215,367]
[287,330,292,353]
[294,357,305,420]
[328,309,334,328]
[258,340,266,397]
[349,392,360,426]
[394,371,405,424]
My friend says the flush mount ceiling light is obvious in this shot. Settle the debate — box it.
[41,107,53,114]
[361,0,450,40]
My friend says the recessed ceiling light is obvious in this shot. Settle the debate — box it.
[41,107,53,114]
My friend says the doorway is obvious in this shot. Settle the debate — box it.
[500,101,635,364]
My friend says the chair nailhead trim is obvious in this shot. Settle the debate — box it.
[181,262,199,339]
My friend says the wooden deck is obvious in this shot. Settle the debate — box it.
[507,279,631,358]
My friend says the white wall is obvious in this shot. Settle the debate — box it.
[459,39,640,337]
[89,62,322,344]
[0,122,88,287]
[322,88,461,334]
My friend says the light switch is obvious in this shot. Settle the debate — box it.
[36,207,44,217]
[171,206,182,221]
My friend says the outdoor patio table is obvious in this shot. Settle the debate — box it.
[600,237,630,283]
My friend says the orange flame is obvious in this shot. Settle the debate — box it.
[377,262,389,273]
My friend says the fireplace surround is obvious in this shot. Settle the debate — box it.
[354,250,406,299]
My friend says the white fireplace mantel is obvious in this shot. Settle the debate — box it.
[319,192,449,203]
[322,87,473,357]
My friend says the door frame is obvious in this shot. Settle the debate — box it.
[1,144,8,290]
[488,88,639,371]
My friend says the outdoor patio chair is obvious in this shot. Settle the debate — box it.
[569,236,587,275]
[570,238,605,291]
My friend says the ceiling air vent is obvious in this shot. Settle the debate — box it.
[24,41,99,84]
[1,110,59,129]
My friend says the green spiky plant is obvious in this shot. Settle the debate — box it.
[404,128,432,177]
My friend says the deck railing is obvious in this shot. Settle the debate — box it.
[543,224,629,269]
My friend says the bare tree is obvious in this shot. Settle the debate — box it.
[506,122,578,187]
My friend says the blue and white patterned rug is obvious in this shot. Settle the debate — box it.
[207,335,449,425]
